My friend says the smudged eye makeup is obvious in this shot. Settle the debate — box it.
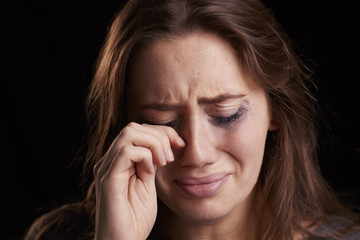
[158,119,181,129]
[141,105,247,129]
[211,106,246,127]
[141,118,180,129]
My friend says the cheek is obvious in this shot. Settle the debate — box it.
[155,166,173,195]
[224,119,268,172]
[154,166,181,210]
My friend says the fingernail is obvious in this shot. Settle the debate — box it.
[162,153,167,166]
[167,148,174,162]
[178,137,186,146]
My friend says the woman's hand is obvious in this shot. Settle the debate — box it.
[94,122,185,240]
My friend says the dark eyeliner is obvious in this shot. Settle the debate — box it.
[141,119,179,129]
[214,106,245,126]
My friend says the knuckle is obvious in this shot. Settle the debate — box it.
[168,125,177,135]
[144,148,152,159]
[127,121,139,129]
[118,122,138,139]
[119,127,130,137]
[119,145,132,156]
[165,125,178,137]
[158,125,173,138]
[159,130,171,147]
[160,129,168,139]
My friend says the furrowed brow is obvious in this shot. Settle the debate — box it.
[140,103,181,111]
[198,93,246,104]
[139,94,245,110]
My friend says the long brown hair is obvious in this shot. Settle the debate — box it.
[24,0,359,239]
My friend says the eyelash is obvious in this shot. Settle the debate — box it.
[142,119,180,129]
[212,107,244,126]
[143,107,245,129]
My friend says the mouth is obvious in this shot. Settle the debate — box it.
[174,173,231,198]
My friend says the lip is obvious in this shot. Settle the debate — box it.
[174,173,231,198]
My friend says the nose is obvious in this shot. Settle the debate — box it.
[176,115,217,168]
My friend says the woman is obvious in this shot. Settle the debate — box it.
[24,0,360,239]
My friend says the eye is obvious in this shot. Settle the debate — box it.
[212,106,245,126]
[142,119,181,130]
[162,119,180,129]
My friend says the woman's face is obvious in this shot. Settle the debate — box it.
[128,32,276,224]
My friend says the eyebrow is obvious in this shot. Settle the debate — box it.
[140,103,181,111]
[140,93,246,111]
[198,93,246,104]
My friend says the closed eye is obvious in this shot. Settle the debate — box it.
[212,106,245,126]
[142,119,180,130]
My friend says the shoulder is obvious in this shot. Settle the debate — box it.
[23,202,94,240]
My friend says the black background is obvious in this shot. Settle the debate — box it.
[1,1,359,239]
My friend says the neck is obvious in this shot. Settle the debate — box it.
[155,193,259,240]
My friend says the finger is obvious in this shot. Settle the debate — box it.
[93,122,163,181]
[135,124,175,164]
[96,122,186,175]
[101,145,156,193]
[114,123,175,166]
[146,124,186,148]
[132,123,186,164]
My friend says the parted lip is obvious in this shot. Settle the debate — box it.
[174,172,231,185]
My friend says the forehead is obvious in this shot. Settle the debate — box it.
[127,32,257,105]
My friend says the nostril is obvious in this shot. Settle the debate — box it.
[174,140,215,168]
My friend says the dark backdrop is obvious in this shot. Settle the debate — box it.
[1,1,359,239]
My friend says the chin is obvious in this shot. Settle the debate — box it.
[156,172,256,225]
